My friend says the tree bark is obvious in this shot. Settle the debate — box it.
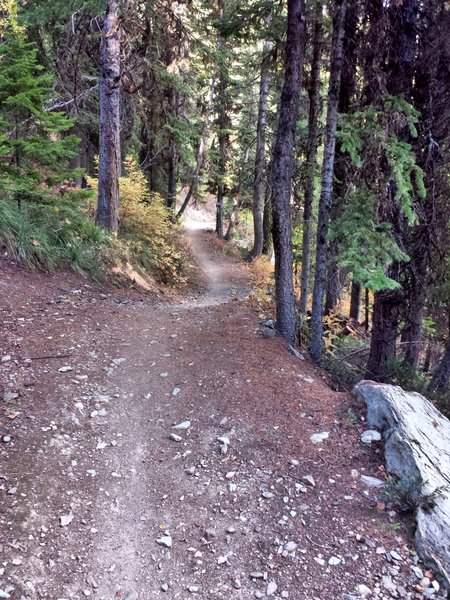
[215,0,228,239]
[310,0,347,362]
[96,0,121,234]
[366,0,419,379]
[349,280,362,322]
[250,40,272,258]
[428,317,450,395]
[270,0,306,345]
[299,2,324,317]
[324,0,358,315]
[366,285,403,379]
[262,176,272,255]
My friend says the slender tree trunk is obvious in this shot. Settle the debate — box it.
[428,316,450,395]
[364,288,370,332]
[176,136,205,219]
[262,177,272,255]
[96,0,121,233]
[270,0,306,345]
[215,0,228,239]
[349,280,362,321]
[176,77,215,219]
[224,200,239,240]
[167,144,178,210]
[251,40,272,257]
[310,0,347,362]
[299,3,324,317]
[324,0,358,315]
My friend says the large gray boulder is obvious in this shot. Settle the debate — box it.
[354,381,450,587]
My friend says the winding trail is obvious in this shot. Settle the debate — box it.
[0,225,436,600]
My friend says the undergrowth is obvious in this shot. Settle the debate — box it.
[0,156,188,286]
[248,255,274,306]
[0,192,112,277]
[88,156,188,285]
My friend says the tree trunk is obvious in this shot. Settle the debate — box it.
[250,40,272,257]
[366,286,403,380]
[310,0,347,362]
[167,142,178,210]
[324,0,358,315]
[364,287,370,332]
[176,77,215,219]
[96,0,121,234]
[270,0,306,345]
[215,0,228,239]
[349,280,362,322]
[299,2,324,317]
[366,0,419,379]
[262,177,272,255]
[224,200,239,240]
[428,318,450,395]
[176,135,205,219]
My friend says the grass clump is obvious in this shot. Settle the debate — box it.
[0,192,112,277]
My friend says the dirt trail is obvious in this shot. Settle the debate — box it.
[1,226,447,600]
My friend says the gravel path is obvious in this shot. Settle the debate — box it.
[1,225,447,600]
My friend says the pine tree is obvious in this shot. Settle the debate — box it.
[0,24,78,201]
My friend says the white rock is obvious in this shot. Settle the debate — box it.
[302,475,316,487]
[355,381,450,586]
[217,436,230,445]
[60,512,74,527]
[355,584,372,597]
[58,366,73,373]
[170,433,182,442]
[310,432,329,444]
[284,541,297,552]
[328,556,341,566]
[360,429,382,444]
[360,475,385,488]
[172,420,190,430]
[172,387,181,396]
[262,491,274,499]
[266,581,277,596]
[156,534,173,548]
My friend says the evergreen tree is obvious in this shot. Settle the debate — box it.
[0,23,78,201]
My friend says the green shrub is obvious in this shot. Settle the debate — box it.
[0,192,112,276]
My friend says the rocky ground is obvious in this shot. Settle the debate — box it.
[0,223,448,600]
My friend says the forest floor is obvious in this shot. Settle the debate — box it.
[0,220,447,600]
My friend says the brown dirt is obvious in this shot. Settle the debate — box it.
[0,224,446,600]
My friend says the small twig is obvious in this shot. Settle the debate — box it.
[27,353,72,361]
[305,534,332,550]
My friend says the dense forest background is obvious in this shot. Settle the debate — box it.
[1,0,450,408]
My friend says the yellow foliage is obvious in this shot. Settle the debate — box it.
[87,156,186,284]
[249,255,274,305]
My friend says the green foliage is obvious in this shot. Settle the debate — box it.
[331,186,409,291]
[0,23,79,198]
[337,95,425,225]
[0,193,111,276]
[381,475,446,513]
